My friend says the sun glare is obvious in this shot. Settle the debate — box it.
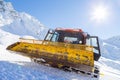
[91,5,108,23]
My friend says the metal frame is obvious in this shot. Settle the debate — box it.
[89,36,101,61]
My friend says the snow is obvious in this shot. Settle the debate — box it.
[0,29,19,47]
[105,35,120,47]
[101,41,120,60]
[96,57,120,80]
[0,1,14,26]
[0,0,120,80]
[0,62,66,80]
[0,0,47,39]
[0,12,47,39]
[21,35,36,40]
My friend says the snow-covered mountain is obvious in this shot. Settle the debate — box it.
[100,36,120,60]
[0,0,47,39]
[105,36,120,47]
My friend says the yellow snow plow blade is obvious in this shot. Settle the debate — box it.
[7,38,94,72]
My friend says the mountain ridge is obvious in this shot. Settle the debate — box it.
[0,0,46,39]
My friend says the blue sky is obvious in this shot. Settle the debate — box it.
[5,0,120,39]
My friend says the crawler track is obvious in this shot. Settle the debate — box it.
[32,57,100,78]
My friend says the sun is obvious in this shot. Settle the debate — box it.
[91,5,108,22]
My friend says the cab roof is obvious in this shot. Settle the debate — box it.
[55,28,83,33]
